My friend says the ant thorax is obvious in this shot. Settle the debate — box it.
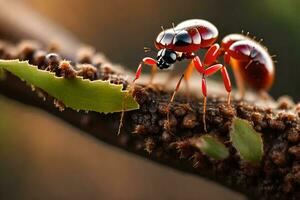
[176,51,195,61]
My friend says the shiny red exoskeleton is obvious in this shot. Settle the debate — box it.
[132,19,275,132]
[221,34,274,97]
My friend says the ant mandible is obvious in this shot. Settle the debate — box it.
[131,19,275,132]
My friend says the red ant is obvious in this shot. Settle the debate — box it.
[130,19,275,132]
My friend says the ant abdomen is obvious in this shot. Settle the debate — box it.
[223,35,274,91]
[221,34,247,51]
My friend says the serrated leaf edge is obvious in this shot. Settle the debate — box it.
[0,59,139,114]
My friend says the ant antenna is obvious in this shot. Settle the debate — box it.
[171,22,176,33]
[144,47,153,52]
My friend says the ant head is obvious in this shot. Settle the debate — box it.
[156,49,177,69]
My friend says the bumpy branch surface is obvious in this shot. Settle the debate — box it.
[1,47,300,199]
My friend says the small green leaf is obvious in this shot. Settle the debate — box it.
[0,68,6,80]
[230,117,264,164]
[0,59,139,113]
[193,135,229,160]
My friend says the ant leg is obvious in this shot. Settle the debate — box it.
[118,57,156,135]
[118,96,126,135]
[184,60,195,100]
[132,57,157,85]
[193,56,205,74]
[149,64,157,85]
[205,64,232,105]
[192,56,208,131]
[224,52,231,65]
[201,75,208,132]
[170,74,185,103]
[221,67,232,105]
[204,43,221,66]
[166,74,185,131]
[130,57,157,92]
[232,66,245,99]
[223,52,244,100]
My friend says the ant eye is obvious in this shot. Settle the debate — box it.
[157,49,177,64]
[162,50,177,63]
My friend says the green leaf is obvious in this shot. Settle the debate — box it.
[0,59,139,113]
[193,135,229,160]
[230,117,264,164]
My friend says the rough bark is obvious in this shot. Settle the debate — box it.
[1,65,300,200]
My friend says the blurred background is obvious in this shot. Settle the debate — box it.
[0,0,299,199]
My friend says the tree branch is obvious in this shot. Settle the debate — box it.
[0,3,299,198]
[1,63,300,200]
